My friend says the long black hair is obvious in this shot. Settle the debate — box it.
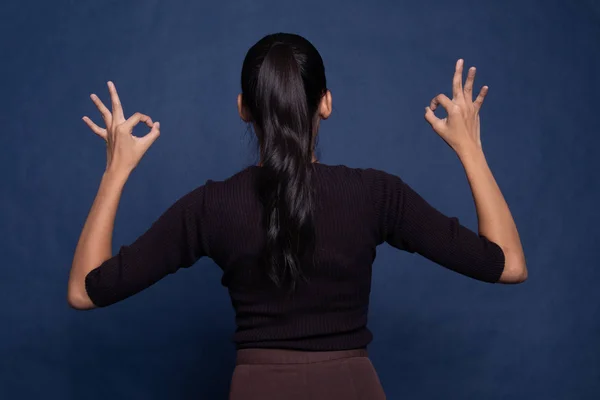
[240,33,327,290]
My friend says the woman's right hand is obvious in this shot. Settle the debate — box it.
[424,59,488,156]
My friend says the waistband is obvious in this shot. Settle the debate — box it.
[235,348,369,365]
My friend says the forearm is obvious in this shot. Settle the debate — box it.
[458,148,527,283]
[68,169,129,309]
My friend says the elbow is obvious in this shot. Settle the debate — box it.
[67,288,96,311]
[508,266,528,283]
[67,273,97,310]
[499,261,529,284]
[497,266,527,284]
[497,250,528,284]
[519,266,528,282]
[67,297,84,310]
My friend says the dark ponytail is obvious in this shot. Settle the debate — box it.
[240,33,327,290]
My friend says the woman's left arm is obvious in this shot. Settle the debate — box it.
[68,171,207,310]
[67,169,129,309]
[68,81,161,309]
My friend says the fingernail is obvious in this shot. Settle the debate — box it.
[155,122,160,128]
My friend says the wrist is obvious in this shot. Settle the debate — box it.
[102,167,130,186]
[457,147,491,182]
[455,144,485,163]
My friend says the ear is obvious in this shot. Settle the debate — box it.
[318,90,332,120]
[237,94,251,122]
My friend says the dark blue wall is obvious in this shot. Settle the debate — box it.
[1,0,598,398]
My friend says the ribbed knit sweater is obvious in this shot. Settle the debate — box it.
[85,163,505,350]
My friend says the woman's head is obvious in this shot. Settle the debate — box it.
[238,33,331,291]
[238,33,332,157]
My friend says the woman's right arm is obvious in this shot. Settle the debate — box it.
[367,59,526,283]
[457,148,527,283]
[421,58,526,283]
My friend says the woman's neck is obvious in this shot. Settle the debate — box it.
[257,154,318,166]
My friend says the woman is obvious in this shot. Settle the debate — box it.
[67,33,527,399]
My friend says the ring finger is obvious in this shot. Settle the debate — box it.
[463,67,476,102]
[90,93,112,124]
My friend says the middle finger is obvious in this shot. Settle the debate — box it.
[452,59,464,99]
[108,81,125,122]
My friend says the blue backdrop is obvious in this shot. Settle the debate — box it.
[1,0,599,398]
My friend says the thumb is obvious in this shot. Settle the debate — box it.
[424,107,442,128]
[139,121,161,151]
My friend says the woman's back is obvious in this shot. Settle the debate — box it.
[210,164,380,350]
[85,163,505,350]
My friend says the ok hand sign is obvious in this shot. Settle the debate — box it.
[82,81,160,174]
[425,59,488,156]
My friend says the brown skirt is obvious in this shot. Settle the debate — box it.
[229,348,386,399]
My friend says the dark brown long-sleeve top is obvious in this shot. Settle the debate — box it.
[85,164,505,351]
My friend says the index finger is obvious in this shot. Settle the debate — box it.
[452,59,464,99]
[107,81,125,122]
[122,112,154,131]
[430,93,453,112]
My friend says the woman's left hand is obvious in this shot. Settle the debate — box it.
[82,81,161,175]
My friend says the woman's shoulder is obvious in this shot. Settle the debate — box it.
[199,165,259,192]
[314,162,400,183]
[198,163,404,195]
